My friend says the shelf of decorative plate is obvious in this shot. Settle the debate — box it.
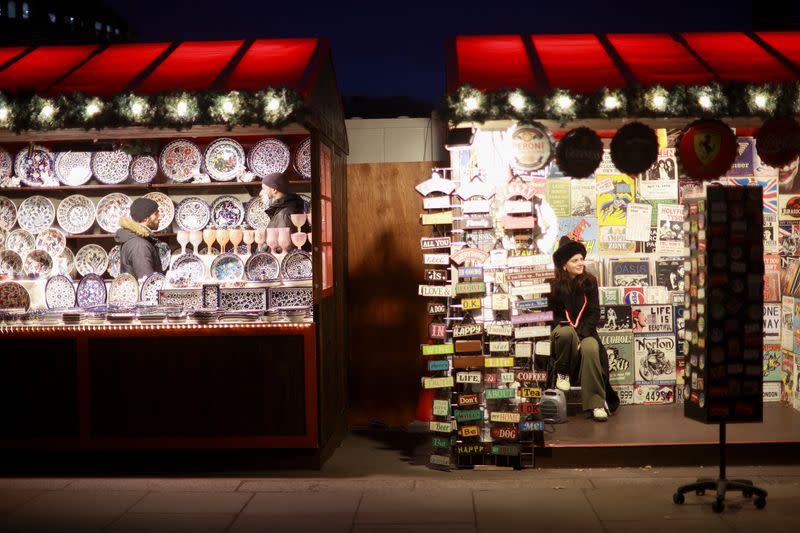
[63,232,177,239]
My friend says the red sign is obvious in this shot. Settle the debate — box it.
[490,426,519,440]
[678,119,737,180]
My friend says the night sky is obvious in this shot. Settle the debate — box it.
[104,0,800,107]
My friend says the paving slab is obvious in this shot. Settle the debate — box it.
[128,492,251,514]
[603,518,732,533]
[474,488,602,532]
[65,478,242,492]
[356,489,473,524]
[106,512,233,532]
[231,492,361,533]
[585,485,710,521]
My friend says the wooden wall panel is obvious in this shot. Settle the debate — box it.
[346,161,445,427]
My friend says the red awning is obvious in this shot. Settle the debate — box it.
[449,32,800,94]
[0,39,324,98]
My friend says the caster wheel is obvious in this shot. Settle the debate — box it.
[712,498,725,513]
[754,497,766,509]
[673,492,685,505]
[696,489,706,496]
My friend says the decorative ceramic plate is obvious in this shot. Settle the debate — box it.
[245,197,271,229]
[5,229,35,258]
[0,227,4,249]
[96,193,131,233]
[0,147,12,180]
[91,150,132,184]
[210,252,244,281]
[156,241,171,271]
[140,272,166,304]
[107,244,121,278]
[53,247,74,277]
[14,146,56,186]
[245,252,279,281]
[55,152,92,186]
[293,138,312,179]
[0,196,16,231]
[160,139,201,182]
[75,244,108,276]
[17,195,55,234]
[108,272,139,306]
[45,274,76,309]
[56,194,96,234]
[0,250,22,276]
[210,195,245,228]
[170,253,205,284]
[174,197,210,231]
[204,138,246,181]
[24,249,53,277]
[0,281,30,310]
[130,155,158,183]
[76,273,107,308]
[280,249,313,279]
[35,227,66,257]
[143,192,175,231]
[247,138,290,177]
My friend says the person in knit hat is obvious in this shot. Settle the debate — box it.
[258,173,310,250]
[550,236,619,421]
[115,197,163,279]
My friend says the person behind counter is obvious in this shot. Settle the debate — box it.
[259,172,309,229]
[550,236,619,422]
[115,197,163,279]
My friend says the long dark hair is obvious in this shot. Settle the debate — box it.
[552,266,598,298]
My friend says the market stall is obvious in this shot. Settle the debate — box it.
[0,39,348,465]
[420,32,800,468]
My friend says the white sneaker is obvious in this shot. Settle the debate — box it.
[556,374,570,392]
[593,408,608,422]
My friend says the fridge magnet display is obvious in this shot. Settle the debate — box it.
[755,117,800,169]
[763,342,783,382]
[599,287,622,305]
[510,123,552,172]
[610,122,659,175]
[555,127,603,178]
[677,119,737,180]
[597,174,635,226]
[570,178,597,216]
[655,258,686,291]
[623,286,646,304]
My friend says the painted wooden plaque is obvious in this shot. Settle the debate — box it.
[455,179,494,200]
[502,215,536,229]
[499,371,515,383]
[484,372,498,384]
[490,425,519,440]
[461,297,482,310]
[431,436,452,449]
[454,281,486,295]
[419,284,455,298]
[463,216,493,229]
[515,298,549,310]
[427,302,447,314]
[429,322,446,339]
[458,266,484,278]
[457,393,481,406]
[452,356,485,368]
[507,254,550,267]
[514,325,550,339]
[451,247,490,265]
[519,402,541,415]
[485,357,514,368]
[420,236,451,251]
[490,411,521,424]
[427,359,450,372]
[492,293,510,311]
[535,341,551,356]
[520,420,545,432]
[456,443,491,455]
[454,408,483,423]
[455,339,482,353]
[489,341,510,352]
[511,310,554,325]
[421,211,454,225]
[486,322,514,336]
[432,399,450,417]
[415,174,455,196]
[484,388,516,400]
[492,444,520,456]
[423,376,455,389]
[422,196,451,210]
[515,370,548,382]
[510,283,551,297]
[423,253,450,265]
[452,323,484,337]
[424,269,448,283]
[515,342,532,358]
[421,343,454,356]
[462,199,491,214]
[459,425,480,437]
[430,421,453,433]
[455,371,482,384]
[429,454,451,466]
[518,387,543,399]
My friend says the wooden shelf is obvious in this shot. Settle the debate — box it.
[0,180,310,193]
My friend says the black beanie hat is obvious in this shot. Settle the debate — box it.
[261,172,289,194]
[553,236,587,269]
[130,198,159,222]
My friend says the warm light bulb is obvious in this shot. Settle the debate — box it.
[604,95,620,110]
[509,92,526,111]
[652,94,667,111]
[131,101,144,116]
[177,100,188,116]
[754,94,767,109]
[40,104,54,119]
[556,95,573,111]
[698,94,712,109]
[464,96,480,111]
[267,98,281,112]
[86,103,100,117]
[222,99,235,113]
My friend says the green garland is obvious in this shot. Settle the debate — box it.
[443,82,800,126]
[0,88,306,133]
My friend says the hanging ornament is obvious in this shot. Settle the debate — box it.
[755,117,800,168]
[678,119,737,180]
[610,122,658,175]
[555,127,602,178]
[510,123,552,172]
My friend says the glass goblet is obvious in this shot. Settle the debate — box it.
[215,228,229,254]
[229,227,243,255]
[265,228,278,253]
[202,228,216,256]
[189,230,203,254]
[176,230,189,255]
[291,232,307,249]
[290,213,307,232]
[254,229,266,252]
[242,229,255,254]
[277,227,291,254]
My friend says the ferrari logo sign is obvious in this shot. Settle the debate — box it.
[693,130,721,165]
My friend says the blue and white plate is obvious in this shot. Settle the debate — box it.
[210,195,244,228]
[140,272,166,305]
[76,273,107,308]
[175,197,211,231]
[45,274,76,309]
[210,253,244,281]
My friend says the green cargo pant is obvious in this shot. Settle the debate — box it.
[550,324,606,411]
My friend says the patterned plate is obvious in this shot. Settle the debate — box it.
[0,196,16,231]
[174,197,210,231]
[210,195,245,228]
[76,273,107,308]
[96,193,131,233]
[35,227,66,257]
[160,139,202,182]
[5,229,35,258]
[0,281,30,309]
[0,147,12,180]
[170,253,205,283]
[24,249,53,277]
[14,146,56,186]
[75,244,108,276]
[210,252,244,281]
[140,272,166,304]
[53,247,74,277]
[130,155,158,183]
[0,250,22,276]
[0,227,4,249]
[55,152,92,186]
[247,138,290,177]
[142,192,175,231]
[45,274,76,309]
[56,194,96,234]
[108,272,139,306]
[17,195,55,234]
[107,244,121,278]
[156,241,171,271]
[280,249,312,280]
[91,150,132,184]
[293,138,312,179]
[245,197,271,229]
[245,252,279,281]
[204,138,246,181]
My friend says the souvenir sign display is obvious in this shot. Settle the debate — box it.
[510,124,552,172]
[678,119,737,180]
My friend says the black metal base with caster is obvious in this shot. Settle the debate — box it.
[673,422,767,512]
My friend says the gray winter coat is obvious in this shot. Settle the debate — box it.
[265,194,309,230]
[115,217,162,279]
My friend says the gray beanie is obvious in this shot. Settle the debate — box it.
[130,198,159,222]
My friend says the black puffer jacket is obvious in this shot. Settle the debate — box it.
[115,217,162,279]
[265,194,308,230]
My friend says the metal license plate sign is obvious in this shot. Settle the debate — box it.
[428,302,447,314]
[515,298,549,310]
[514,326,551,339]
[484,388,516,400]
[511,310,554,325]
[490,411,521,423]
[432,399,450,417]
[486,322,514,336]
[452,323,484,338]
[518,387,543,399]
[454,282,486,295]
[515,370,548,382]
[457,393,481,406]
[421,211,454,225]
[485,357,514,368]
[452,356,485,368]
[423,376,455,389]
[459,425,480,437]
[455,371,482,384]
[423,253,450,265]
[633,384,674,405]
[492,444,520,456]
[421,343,454,356]
[421,236,452,249]
[490,425,519,440]
[454,408,483,422]
[424,269,448,282]
[458,266,484,278]
[427,359,450,372]
[430,421,453,433]
[461,297,482,310]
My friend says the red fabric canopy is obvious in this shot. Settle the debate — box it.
[449,32,800,94]
[224,39,319,92]
[135,40,244,94]
[0,45,97,93]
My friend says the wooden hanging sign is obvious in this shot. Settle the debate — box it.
[421,236,452,249]
[427,302,447,315]
[429,454,451,467]
[515,370,548,382]
[452,323,484,338]
[455,339,482,353]
[490,411,521,423]
[421,211,453,225]
[452,356,485,368]
[510,283,551,297]
[457,393,481,406]
[485,357,514,368]
[461,297,482,310]
[484,372,497,384]
[430,420,454,433]
[458,266,484,278]
[459,425,480,437]
[535,341,551,356]
[424,270,448,283]
[489,341,510,352]
[454,282,486,295]
[450,247,489,265]
[520,420,545,432]
[461,199,491,214]
[508,253,550,267]
[423,253,450,265]
[421,343,454,356]
[502,215,536,229]
[486,322,514,336]
[504,200,533,214]
[456,443,491,455]
[518,387,543,399]
[511,310,554,325]
[515,298,549,310]
[490,249,508,267]
[499,371,515,383]
[429,322,446,339]
[514,325,551,339]
[492,293,510,311]
[492,444,520,456]
[490,425,519,440]
[455,371,482,384]
[427,359,450,372]
[515,342,532,358]
[432,399,450,417]
[505,180,535,200]
[454,408,483,423]
[484,388,516,400]
[519,402,540,415]
[506,269,554,282]
[423,196,451,210]
[455,179,495,200]
[416,173,455,196]
[418,284,454,298]
[423,376,454,389]
[431,436,452,449]
[463,216,493,229]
